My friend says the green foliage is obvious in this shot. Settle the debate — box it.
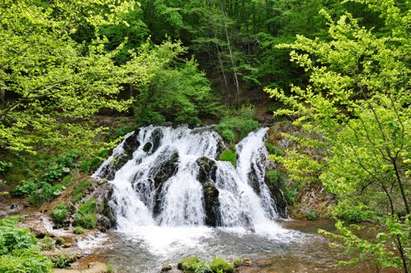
[218,150,236,166]
[50,204,69,226]
[136,59,220,126]
[305,209,319,221]
[209,257,234,273]
[74,199,97,229]
[216,106,259,144]
[178,256,235,273]
[0,217,52,273]
[266,0,411,270]
[51,255,75,269]
[73,226,85,235]
[266,170,283,187]
[39,237,54,251]
[179,256,210,273]
[71,180,93,203]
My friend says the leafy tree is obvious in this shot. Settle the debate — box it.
[266,0,410,271]
[0,0,181,166]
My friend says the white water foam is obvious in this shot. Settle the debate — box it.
[93,126,290,254]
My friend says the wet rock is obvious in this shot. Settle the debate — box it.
[143,142,152,153]
[152,152,179,216]
[248,162,263,195]
[149,128,163,154]
[98,130,140,180]
[91,183,116,230]
[196,157,221,226]
[197,157,217,182]
[265,177,287,218]
[160,264,173,272]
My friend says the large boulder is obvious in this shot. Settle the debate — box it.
[152,152,179,216]
[265,176,288,218]
[196,157,221,226]
[97,130,140,180]
[91,182,116,231]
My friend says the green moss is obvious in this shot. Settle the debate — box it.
[218,149,236,166]
[210,257,234,273]
[265,143,284,156]
[50,204,69,225]
[74,199,97,229]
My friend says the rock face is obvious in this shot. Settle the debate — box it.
[97,130,141,180]
[152,152,179,216]
[91,183,116,231]
[265,178,287,218]
[196,157,221,226]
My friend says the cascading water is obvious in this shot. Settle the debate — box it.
[93,126,286,235]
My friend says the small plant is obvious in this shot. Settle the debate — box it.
[51,204,69,226]
[218,149,236,166]
[266,169,283,187]
[178,256,210,273]
[210,257,234,273]
[71,179,92,203]
[73,226,85,235]
[39,236,54,251]
[305,209,318,221]
[0,217,52,273]
[51,254,75,268]
[74,199,97,229]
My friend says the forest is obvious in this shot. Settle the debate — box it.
[0,0,410,273]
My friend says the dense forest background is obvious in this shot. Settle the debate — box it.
[0,0,410,273]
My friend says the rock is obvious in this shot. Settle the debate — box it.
[152,152,179,216]
[196,157,221,226]
[242,258,252,266]
[91,183,116,230]
[149,128,163,154]
[161,264,173,272]
[265,177,287,218]
[98,130,140,180]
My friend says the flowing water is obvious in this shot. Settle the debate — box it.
[92,126,345,273]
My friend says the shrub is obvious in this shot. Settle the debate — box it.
[74,199,97,229]
[218,149,236,166]
[266,170,283,187]
[0,217,52,273]
[216,105,259,144]
[50,204,69,225]
[51,255,75,268]
[178,256,210,273]
[210,257,234,273]
[0,249,53,273]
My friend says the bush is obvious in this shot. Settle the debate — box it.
[216,105,259,144]
[50,204,69,225]
[51,255,75,268]
[178,256,210,273]
[135,59,220,126]
[218,149,236,166]
[210,257,234,273]
[74,199,97,229]
[0,217,52,273]
[0,249,53,273]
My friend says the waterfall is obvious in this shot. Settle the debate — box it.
[93,126,285,233]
